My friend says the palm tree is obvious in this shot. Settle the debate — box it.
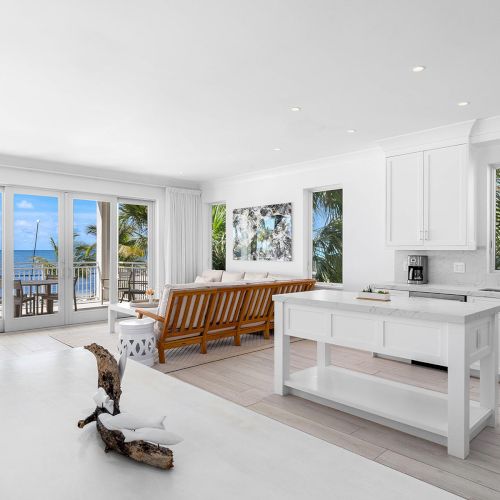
[496,171,500,269]
[118,204,148,260]
[85,204,148,262]
[211,204,226,270]
[312,189,343,283]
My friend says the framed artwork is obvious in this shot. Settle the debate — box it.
[233,202,292,261]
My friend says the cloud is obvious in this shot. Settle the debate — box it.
[17,199,34,209]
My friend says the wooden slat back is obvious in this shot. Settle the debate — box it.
[206,286,248,331]
[239,283,277,325]
[160,288,214,340]
[156,279,316,342]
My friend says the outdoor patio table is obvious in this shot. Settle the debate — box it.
[20,278,58,314]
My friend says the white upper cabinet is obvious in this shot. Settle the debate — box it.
[386,152,424,247]
[423,145,467,246]
[386,144,475,250]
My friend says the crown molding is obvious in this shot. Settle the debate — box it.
[378,120,477,157]
[0,153,200,189]
[470,115,500,145]
[202,147,382,188]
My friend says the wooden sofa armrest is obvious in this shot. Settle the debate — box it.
[136,308,164,322]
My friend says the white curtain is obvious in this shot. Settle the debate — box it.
[164,187,202,284]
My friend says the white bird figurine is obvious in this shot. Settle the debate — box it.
[93,387,114,413]
[121,428,183,446]
[99,412,166,431]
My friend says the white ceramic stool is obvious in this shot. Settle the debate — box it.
[118,317,156,367]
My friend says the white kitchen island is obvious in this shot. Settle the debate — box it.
[273,290,499,459]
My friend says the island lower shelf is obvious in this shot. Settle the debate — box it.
[285,366,492,443]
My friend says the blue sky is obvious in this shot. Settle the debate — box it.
[9,194,97,250]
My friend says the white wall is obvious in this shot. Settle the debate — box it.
[202,148,394,291]
[0,160,196,294]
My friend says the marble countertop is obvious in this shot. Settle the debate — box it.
[273,290,500,324]
[374,282,500,299]
[0,348,456,500]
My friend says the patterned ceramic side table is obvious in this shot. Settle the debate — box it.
[118,317,156,366]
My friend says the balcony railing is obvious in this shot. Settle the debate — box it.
[8,261,148,304]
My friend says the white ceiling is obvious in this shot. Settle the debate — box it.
[1,0,500,182]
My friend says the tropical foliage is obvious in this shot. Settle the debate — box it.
[496,170,500,269]
[312,189,343,283]
[41,203,148,265]
[211,204,226,270]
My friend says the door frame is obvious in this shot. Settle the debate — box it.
[117,197,155,292]
[3,186,66,332]
[64,192,118,325]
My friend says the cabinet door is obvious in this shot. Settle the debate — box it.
[386,152,424,246]
[423,145,467,246]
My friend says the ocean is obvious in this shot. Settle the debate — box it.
[12,249,58,265]
[0,250,96,298]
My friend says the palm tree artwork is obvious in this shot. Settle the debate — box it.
[312,189,343,284]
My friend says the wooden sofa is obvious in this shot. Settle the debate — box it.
[136,279,315,363]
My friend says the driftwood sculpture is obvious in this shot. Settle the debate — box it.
[78,343,174,469]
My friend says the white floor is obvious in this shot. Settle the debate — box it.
[0,348,458,500]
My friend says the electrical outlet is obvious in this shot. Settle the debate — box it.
[453,262,466,273]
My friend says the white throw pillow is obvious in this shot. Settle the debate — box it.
[221,271,245,282]
[201,270,223,282]
[194,276,209,283]
[244,272,269,279]
[242,277,277,282]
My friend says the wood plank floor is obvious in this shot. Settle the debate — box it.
[170,338,500,500]
[2,324,499,499]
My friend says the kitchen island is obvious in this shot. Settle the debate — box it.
[273,290,499,459]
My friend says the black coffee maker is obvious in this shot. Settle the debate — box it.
[407,255,428,284]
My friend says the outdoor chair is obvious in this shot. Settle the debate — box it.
[39,275,78,313]
[120,268,148,302]
[14,280,36,318]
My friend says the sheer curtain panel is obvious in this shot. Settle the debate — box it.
[164,187,202,284]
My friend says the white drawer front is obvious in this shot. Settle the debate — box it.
[285,305,331,340]
[331,313,381,350]
[381,321,447,365]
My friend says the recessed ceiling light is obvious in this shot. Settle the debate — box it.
[457,101,470,107]
[346,129,357,133]
[290,106,301,112]
[273,147,281,151]
[412,65,426,73]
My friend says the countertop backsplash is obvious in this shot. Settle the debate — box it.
[394,249,500,288]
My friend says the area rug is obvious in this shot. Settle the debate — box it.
[50,324,287,373]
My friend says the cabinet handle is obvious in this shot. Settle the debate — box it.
[424,230,428,240]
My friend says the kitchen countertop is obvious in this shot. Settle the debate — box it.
[374,282,500,299]
[273,290,500,324]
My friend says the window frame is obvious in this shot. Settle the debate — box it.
[209,201,227,271]
[307,184,344,287]
[488,164,500,273]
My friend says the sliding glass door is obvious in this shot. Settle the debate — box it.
[4,188,65,331]
[64,193,117,324]
[0,188,154,332]
[116,199,153,304]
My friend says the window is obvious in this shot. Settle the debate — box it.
[312,188,343,283]
[494,168,500,270]
[117,202,149,302]
[211,203,226,270]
